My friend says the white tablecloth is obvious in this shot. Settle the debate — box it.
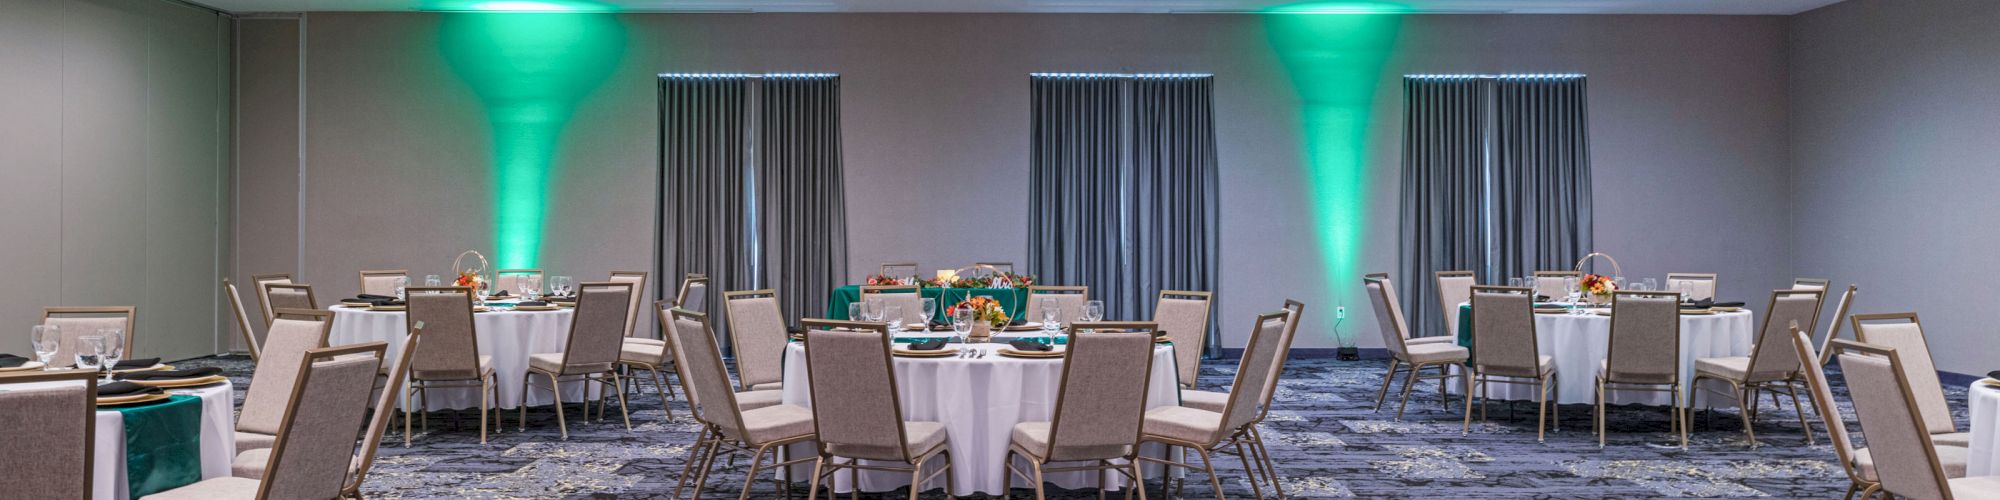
[329,306,588,410]
[1448,308,1756,407]
[1967,381,2000,476]
[777,340,1181,496]
[8,379,237,500]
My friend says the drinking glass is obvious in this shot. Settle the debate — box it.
[1507,277,1523,288]
[884,305,905,330]
[848,302,863,321]
[1564,277,1583,314]
[74,336,104,372]
[30,325,59,370]
[952,307,975,344]
[551,276,572,297]
[394,276,410,301]
[920,298,938,326]
[1040,305,1060,333]
[1644,278,1660,292]
[1612,275,1626,290]
[518,276,538,300]
[425,274,443,287]
[97,329,124,378]
[1083,300,1105,323]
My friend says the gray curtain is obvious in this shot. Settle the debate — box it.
[1029,74,1222,356]
[757,74,847,326]
[659,74,753,328]
[1399,76,1491,339]
[1492,75,1592,281]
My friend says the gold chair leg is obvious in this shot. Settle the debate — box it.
[1001,450,1015,499]
[1461,374,1478,435]
[738,444,771,500]
[518,372,532,431]
[479,377,490,444]
[610,371,633,430]
[1394,362,1424,420]
[1536,377,1549,443]
[648,366,675,422]
[1234,439,1266,500]
[1372,358,1401,412]
[1251,426,1285,498]
[1785,383,1815,446]
[1732,381,1757,448]
[1674,383,1688,449]
[1595,377,1606,448]
[676,427,714,498]
[1032,459,1047,500]
[547,372,569,440]
[690,438,723,500]
[403,382,415,447]
[1195,447,1225,497]
[805,457,826,500]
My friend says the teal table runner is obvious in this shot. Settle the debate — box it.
[116,394,203,499]
[827,286,1032,322]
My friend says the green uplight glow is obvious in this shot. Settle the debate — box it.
[440,10,625,268]
[1263,3,1404,319]
[431,0,617,12]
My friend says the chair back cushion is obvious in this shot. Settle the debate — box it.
[1837,351,1949,499]
[267,285,315,311]
[559,283,632,374]
[1470,289,1540,377]
[1793,331,1858,469]
[726,295,791,388]
[1363,278,1409,357]
[359,274,404,297]
[609,273,649,337]
[1221,314,1290,435]
[406,289,481,380]
[1435,274,1476,336]
[804,327,908,461]
[1664,277,1716,301]
[669,312,747,438]
[1153,295,1212,386]
[43,316,129,368]
[1605,292,1679,383]
[240,316,329,434]
[0,378,91,498]
[262,352,381,499]
[1857,319,1955,433]
[678,279,708,313]
[1024,289,1088,327]
[1047,330,1156,461]
[1748,291,1819,380]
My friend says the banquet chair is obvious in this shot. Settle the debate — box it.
[616,274,699,419]
[1595,290,1686,449]
[1664,273,1718,301]
[1852,313,1970,447]
[264,283,318,312]
[520,282,634,439]
[0,370,96,499]
[494,269,544,296]
[41,306,137,369]
[660,305,786,499]
[223,278,263,361]
[1816,285,1859,366]
[880,262,919,278]
[143,343,386,500]
[235,308,333,454]
[1140,312,1291,499]
[358,269,409,296]
[1434,271,1478,341]
[1792,277,1831,291]
[1175,301,1304,496]
[1830,340,2000,499]
[608,271,650,337]
[1005,325,1157,500]
[1792,328,1971,500]
[799,319,957,500]
[860,284,929,326]
[1463,285,1559,442]
[233,319,422,495]
[251,273,295,325]
[1532,270,1580,300]
[403,287,500,444]
[1024,285,1089,327]
[668,307,817,500]
[1363,274,1469,419]
[724,289,790,392]
[1154,290,1214,390]
[1691,288,1821,448]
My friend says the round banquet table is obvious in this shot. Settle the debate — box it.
[329,305,590,410]
[9,378,235,500]
[776,338,1182,496]
[1967,380,2000,476]
[1447,306,1757,407]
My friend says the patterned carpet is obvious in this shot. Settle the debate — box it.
[182,353,1967,499]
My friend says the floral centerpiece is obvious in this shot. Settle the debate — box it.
[990,272,1036,288]
[1580,274,1617,305]
[865,274,920,286]
[947,296,1011,328]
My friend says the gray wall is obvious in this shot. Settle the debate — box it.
[0,0,233,361]
[1790,0,2000,374]
[234,12,1795,351]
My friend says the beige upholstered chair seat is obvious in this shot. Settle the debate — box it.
[231,448,364,480]
[626,337,666,347]
[1693,356,1792,382]
[619,342,669,366]
[1009,421,1132,460]
[528,353,612,375]
[1854,445,1969,481]
[234,431,275,455]
[1950,476,2000,499]
[1406,342,1470,364]
[1934,431,1972,447]
[138,477,261,499]
[735,389,783,411]
[1596,360,1677,385]
[1140,406,1224,446]
[1179,389,1228,412]
[414,355,492,380]
[748,382,783,391]
[730,404,815,444]
[1409,335,1456,346]
[828,421,948,460]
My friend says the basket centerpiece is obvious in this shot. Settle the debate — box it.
[1574,252,1622,306]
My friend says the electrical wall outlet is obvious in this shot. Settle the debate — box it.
[1336,306,1347,319]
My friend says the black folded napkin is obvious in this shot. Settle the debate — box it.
[0,354,28,368]
[1988,370,2000,381]
[546,296,577,302]
[1009,318,1027,327]
[358,294,396,300]
[114,358,161,370]
[1682,300,1746,309]
[345,294,404,306]
[1007,339,1053,352]
[98,381,163,398]
[118,367,222,381]
[490,290,511,298]
[518,301,550,307]
[907,339,947,351]
[1535,295,1552,302]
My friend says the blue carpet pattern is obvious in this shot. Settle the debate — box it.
[182,354,1967,498]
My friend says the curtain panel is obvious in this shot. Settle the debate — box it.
[757,74,849,325]
[1398,76,1491,339]
[1492,75,1592,282]
[658,74,752,335]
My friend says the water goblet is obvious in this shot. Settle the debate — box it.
[1508,277,1524,288]
[848,302,863,321]
[1644,278,1659,293]
[952,307,975,344]
[1083,300,1105,322]
[74,336,105,372]
[425,274,443,287]
[884,305,905,331]
[920,298,938,326]
[394,276,410,301]
[30,325,59,370]
[98,329,125,378]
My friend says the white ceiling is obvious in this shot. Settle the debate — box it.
[196,0,1844,15]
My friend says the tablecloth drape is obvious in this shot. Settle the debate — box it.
[1450,305,1756,406]
[329,307,589,410]
[1966,381,2000,475]
[827,286,1031,322]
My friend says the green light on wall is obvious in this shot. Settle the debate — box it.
[1264,3,1404,309]
[439,9,625,269]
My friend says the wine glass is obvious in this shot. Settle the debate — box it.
[952,307,975,344]
[884,305,905,331]
[1612,275,1626,291]
[554,276,574,297]
[30,325,59,371]
[1040,304,1060,333]
[518,276,538,301]
[74,335,104,372]
[920,298,937,326]
[98,329,125,378]
[1644,278,1660,293]
[425,274,443,287]
[394,276,410,301]
[1507,277,1523,288]
[1564,277,1583,314]
[1083,300,1104,322]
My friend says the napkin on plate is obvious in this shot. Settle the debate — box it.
[490,290,511,298]
[1682,300,1745,309]
[114,358,161,370]
[1007,339,1053,352]
[517,301,550,307]
[345,294,402,306]
[0,354,28,368]
[1988,370,2000,381]
[118,367,223,381]
[98,381,164,398]
[906,339,947,351]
